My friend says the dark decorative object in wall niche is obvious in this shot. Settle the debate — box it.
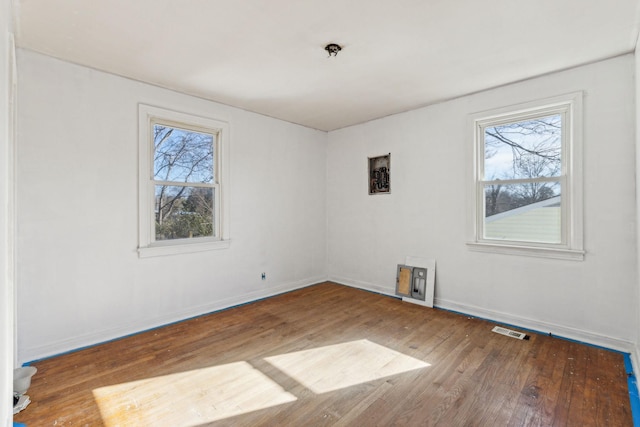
[368,153,390,195]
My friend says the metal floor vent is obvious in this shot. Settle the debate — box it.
[492,326,530,340]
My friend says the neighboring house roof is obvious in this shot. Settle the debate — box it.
[485,196,561,243]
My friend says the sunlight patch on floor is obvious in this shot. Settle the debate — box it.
[264,339,430,393]
[92,361,297,427]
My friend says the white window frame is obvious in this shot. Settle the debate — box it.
[467,93,584,261]
[138,104,230,258]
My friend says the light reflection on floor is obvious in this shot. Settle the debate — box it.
[92,361,297,427]
[92,339,430,425]
[264,339,430,393]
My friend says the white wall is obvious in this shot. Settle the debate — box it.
[16,50,327,363]
[13,47,640,364]
[327,55,637,351]
[0,0,14,424]
[634,35,640,374]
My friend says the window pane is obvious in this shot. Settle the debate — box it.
[484,182,561,243]
[153,124,214,184]
[155,185,214,241]
[484,114,561,180]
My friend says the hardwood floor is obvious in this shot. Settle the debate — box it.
[14,282,633,426]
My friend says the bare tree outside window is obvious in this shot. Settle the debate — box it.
[153,124,216,240]
[469,93,582,258]
[481,114,563,243]
[484,115,562,215]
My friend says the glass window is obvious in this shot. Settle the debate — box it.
[469,93,584,260]
[482,114,562,244]
[138,105,230,257]
[152,124,216,241]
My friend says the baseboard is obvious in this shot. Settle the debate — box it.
[629,346,640,425]
[329,276,635,353]
[436,297,635,353]
[328,275,397,298]
[21,275,328,363]
[632,346,640,376]
[24,275,635,363]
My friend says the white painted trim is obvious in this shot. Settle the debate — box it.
[138,238,231,258]
[467,92,584,258]
[20,275,329,363]
[631,346,640,376]
[1,24,16,427]
[8,32,16,368]
[137,104,231,257]
[435,297,634,353]
[634,26,640,410]
[466,241,585,261]
[329,277,633,353]
[328,275,397,298]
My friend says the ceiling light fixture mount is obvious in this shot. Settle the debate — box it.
[324,43,342,57]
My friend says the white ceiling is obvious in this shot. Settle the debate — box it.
[14,0,640,131]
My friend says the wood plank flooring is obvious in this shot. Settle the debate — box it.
[14,282,633,426]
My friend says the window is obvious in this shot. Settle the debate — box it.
[468,93,584,260]
[138,105,230,257]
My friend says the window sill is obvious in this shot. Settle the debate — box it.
[466,241,584,261]
[138,239,231,258]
